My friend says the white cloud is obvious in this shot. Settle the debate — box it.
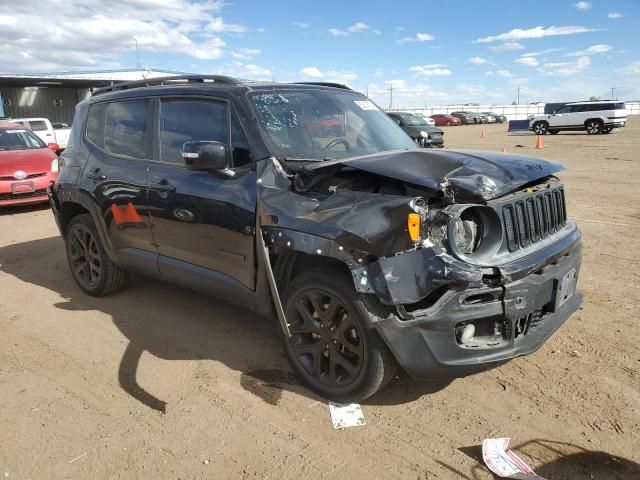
[328,22,378,37]
[617,61,640,75]
[219,61,273,81]
[469,56,489,65]
[496,70,513,78]
[608,12,623,19]
[476,25,600,43]
[299,66,357,83]
[488,42,525,53]
[539,56,591,76]
[293,21,311,29]
[409,65,452,77]
[0,0,261,71]
[573,2,592,10]
[230,48,261,60]
[398,32,434,43]
[566,44,611,56]
[374,68,384,77]
[515,56,539,66]
[521,48,565,57]
[300,66,324,78]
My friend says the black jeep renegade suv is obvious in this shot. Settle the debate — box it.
[48,75,582,403]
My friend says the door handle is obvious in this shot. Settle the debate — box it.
[86,168,106,181]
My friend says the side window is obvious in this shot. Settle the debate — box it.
[29,120,48,131]
[615,102,625,110]
[104,100,149,158]
[556,105,570,114]
[86,103,106,146]
[159,99,228,164]
[231,113,253,167]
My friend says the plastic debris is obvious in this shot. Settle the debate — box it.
[482,438,547,479]
[328,402,365,429]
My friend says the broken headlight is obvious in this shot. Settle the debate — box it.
[451,215,480,255]
[446,206,503,260]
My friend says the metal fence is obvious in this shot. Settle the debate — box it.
[387,101,640,121]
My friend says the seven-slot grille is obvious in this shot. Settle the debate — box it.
[503,186,567,251]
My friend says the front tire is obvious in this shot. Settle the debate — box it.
[585,119,603,135]
[281,268,397,403]
[602,127,612,134]
[65,214,128,296]
[533,121,549,135]
[550,130,559,135]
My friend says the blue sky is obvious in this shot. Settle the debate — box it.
[1,0,638,106]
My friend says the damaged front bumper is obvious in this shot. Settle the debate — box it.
[370,228,582,379]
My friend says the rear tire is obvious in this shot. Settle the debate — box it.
[549,130,559,135]
[602,127,612,134]
[65,214,128,296]
[281,268,397,403]
[585,119,603,135]
[533,121,549,135]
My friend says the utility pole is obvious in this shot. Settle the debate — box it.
[134,38,141,68]
[389,84,393,109]
[610,86,618,100]
[366,84,369,97]
[515,84,521,105]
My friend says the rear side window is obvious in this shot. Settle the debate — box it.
[615,102,626,110]
[159,99,229,164]
[86,103,106,146]
[29,120,48,131]
[104,100,149,158]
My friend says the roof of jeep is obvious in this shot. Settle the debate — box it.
[89,75,356,103]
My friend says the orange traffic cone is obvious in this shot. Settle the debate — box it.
[480,127,486,139]
[535,135,544,149]
[501,147,507,153]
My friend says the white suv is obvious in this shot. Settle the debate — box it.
[529,101,627,135]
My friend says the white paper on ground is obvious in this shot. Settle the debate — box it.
[482,438,548,479]
[328,402,365,429]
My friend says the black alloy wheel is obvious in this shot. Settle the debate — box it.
[68,223,102,289]
[288,289,365,388]
[65,214,128,296]
[281,269,396,402]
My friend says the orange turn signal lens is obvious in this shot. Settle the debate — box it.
[408,213,421,241]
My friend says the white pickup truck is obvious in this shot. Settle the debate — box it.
[7,117,71,150]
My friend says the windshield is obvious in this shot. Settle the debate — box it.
[0,128,46,151]
[250,89,416,161]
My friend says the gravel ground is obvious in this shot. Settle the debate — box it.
[1,118,639,479]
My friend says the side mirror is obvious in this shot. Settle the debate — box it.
[48,143,60,151]
[182,141,229,171]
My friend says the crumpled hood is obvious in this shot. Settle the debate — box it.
[305,149,564,203]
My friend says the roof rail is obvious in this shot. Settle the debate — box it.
[92,75,241,96]
[293,82,352,90]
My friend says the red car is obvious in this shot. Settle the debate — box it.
[429,114,461,126]
[0,122,59,207]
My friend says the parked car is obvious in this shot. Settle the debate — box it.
[529,101,627,135]
[483,112,507,123]
[49,75,582,403]
[413,113,436,126]
[452,111,486,124]
[0,122,59,206]
[430,114,461,126]
[481,113,497,123]
[386,112,444,147]
[6,117,71,150]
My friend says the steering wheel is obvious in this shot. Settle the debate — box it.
[323,138,351,152]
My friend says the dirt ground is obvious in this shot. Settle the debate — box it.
[1,119,639,480]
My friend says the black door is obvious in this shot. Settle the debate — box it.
[81,99,157,271]
[147,97,257,290]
